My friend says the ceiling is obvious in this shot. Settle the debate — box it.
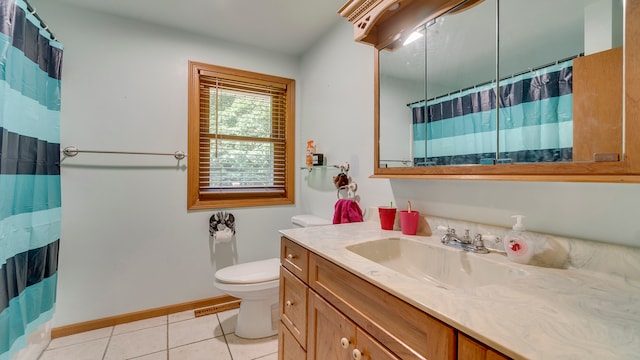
[45,0,349,56]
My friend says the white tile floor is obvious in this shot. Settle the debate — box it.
[39,309,278,360]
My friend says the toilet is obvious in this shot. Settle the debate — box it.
[213,214,330,339]
[214,258,280,338]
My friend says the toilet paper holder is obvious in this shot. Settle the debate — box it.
[209,212,236,243]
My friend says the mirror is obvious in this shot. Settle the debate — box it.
[378,0,625,172]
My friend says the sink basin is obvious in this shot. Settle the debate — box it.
[346,238,528,289]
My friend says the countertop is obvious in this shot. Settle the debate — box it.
[280,221,640,360]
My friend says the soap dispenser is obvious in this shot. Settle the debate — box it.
[503,215,533,264]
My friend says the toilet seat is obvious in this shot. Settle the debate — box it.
[214,278,280,294]
[215,258,280,284]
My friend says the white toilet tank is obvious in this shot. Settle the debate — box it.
[291,214,331,228]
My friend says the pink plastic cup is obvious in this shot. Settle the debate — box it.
[378,207,397,230]
[400,210,420,235]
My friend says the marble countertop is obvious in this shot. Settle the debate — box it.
[280,221,640,360]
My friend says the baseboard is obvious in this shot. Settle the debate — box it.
[194,298,241,317]
[51,295,239,339]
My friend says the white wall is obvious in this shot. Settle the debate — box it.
[298,22,395,221]
[32,2,301,327]
[304,23,640,249]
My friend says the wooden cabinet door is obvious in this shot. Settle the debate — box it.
[308,291,401,360]
[458,333,511,360]
[354,327,401,360]
[278,321,306,360]
[308,291,356,360]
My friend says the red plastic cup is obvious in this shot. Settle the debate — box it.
[378,207,397,230]
[400,210,420,235]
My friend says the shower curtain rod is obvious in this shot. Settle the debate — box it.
[406,53,583,108]
[25,1,57,40]
[62,146,187,160]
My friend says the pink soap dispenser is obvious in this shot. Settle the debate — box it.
[503,215,533,264]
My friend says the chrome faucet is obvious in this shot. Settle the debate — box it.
[440,227,490,254]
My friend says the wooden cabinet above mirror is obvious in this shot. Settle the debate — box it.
[339,0,640,182]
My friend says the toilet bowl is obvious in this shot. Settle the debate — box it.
[214,258,280,339]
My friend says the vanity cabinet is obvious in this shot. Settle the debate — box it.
[279,236,511,360]
[458,333,510,360]
[279,237,310,359]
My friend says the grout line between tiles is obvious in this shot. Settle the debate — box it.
[101,326,114,360]
[41,311,263,360]
[253,351,278,360]
[216,313,234,360]
[166,319,169,360]
[221,332,234,360]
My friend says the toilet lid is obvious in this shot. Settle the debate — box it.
[215,258,280,284]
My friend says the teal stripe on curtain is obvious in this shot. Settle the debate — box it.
[0,208,61,266]
[0,91,60,143]
[426,130,497,158]
[0,81,61,143]
[0,175,62,219]
[426,108,498,140]
[0,0,62,358]
[0,32,63,112]
[0,275,57,360]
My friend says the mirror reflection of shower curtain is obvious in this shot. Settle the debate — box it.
[412,60,573,166]
[0,0,63,359]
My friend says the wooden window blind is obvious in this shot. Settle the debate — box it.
[188,62,295,209]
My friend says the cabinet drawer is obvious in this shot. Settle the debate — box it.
[281,236,309,282]
[278,321,306,360]
[280,266,308,348]
[309,253,456,360]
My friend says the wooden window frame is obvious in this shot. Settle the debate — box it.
[188,61,295,209]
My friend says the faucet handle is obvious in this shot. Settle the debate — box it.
[461,229,472,243]
[472,234,485,247]
[471,234,490,254]
[439,226,455,244]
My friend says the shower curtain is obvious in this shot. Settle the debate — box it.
[0,0,63,359]
[412,59,573,166]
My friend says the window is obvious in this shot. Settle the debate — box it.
[188,61,295,209]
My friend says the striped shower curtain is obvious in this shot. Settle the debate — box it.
[412,59,573,166]
[0,0,63,359]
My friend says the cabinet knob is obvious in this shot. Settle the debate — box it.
[286,253,296,260]
[285,300,293,307]
[340,337,350,349]
[352,349,363,360]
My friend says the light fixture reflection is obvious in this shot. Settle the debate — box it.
[403,31,424,46]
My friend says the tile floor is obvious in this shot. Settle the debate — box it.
[39,308,278,360]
